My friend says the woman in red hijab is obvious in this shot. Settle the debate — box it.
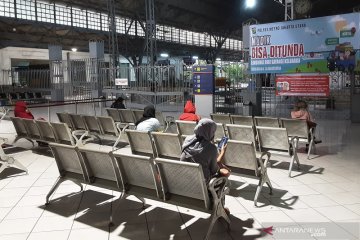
[179,100,201,122]
[14,101,34,119]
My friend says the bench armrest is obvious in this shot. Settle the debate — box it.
[208,176,229,204]
[258,151,271,174]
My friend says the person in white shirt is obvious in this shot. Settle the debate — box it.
[135,105,161,132]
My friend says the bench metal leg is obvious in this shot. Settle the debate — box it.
[45,177,83,205]
[13,136,34,147]
[289,152,300,177]
[307,139,315,159]
[254,173,272,206]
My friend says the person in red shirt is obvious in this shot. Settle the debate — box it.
[179,100,201,122]
[14,101,34,119]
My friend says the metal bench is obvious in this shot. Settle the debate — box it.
[222,140,272,206]
[230,115,254,126]
[210,113,232,125]
[154,158,230,240]
[175,120,196,137]
[125,129,155,157]
[281,118,315,159]
[151,132,182,160]
[226,124,257,150]
[105,108,122,123]
[56,112,74,129]
[256,126,299,177]
[0,137,28,175]
[254,116,280,128]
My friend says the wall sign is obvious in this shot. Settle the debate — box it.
[276,74,329,96]
[249,13,360,74]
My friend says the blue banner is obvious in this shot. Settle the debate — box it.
[249,13,360,74]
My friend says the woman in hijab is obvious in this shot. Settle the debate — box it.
[111,96,126,109]
[179,100,200,122]
[135,105,161,132]
[14,101,34,119]
[180,118,230,183]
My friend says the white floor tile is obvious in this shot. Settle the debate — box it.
[324,192,360,205]
[32,216,74,232]
[68,228,109,240]
[0,233,29,240]
[307,183,346,194]
[251,210,297,228]
[314,206,360,221]
[283,208,330,223]
[27,230,70,240]
[0,217,38,235]
[344,204,360,216]
[5,206,44,220]
[300,194,339,208]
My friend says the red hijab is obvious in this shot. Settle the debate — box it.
[179,101,200,122]
[14,101,34,119]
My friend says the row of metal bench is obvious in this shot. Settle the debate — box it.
[0,92,46,104]
[47,142,230,240]
[124,129,273,206]
[180,116,316,159]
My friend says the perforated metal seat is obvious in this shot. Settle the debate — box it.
[106,108,122,122]
[151,132,182,160]
[56,112,74,129]
[36,120,57,142]
[0,137,28,175]
[46,143,85,204]
[214,123,226,142]
[256,126,299,177]
[125,129,155,157]
[10,117,33,145]
[226,124,257,150]
[154,158,230,240]
[281,118,315,159]
[175,120,196,137]
[22,119,42,141]
[51,122,76,145]
[230,115,254,126]
[254,116,280,128]
[132,109,143,122]
[210,113,231,124]
[69,113,87,131]
[222,140,272,206]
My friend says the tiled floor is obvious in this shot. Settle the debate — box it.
[0,118,359,239]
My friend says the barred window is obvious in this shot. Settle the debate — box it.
[116,16,125,34]
[157,25,164,41]
[204,34,211,47]
[137,21,145,37]
[127,19,136,36]
[179,29,187,44]
[101,13,108,31]
[87,10,101,30]
[37,1,54,23]
[17,0,36,21]
[186,31,193,45]
[163,25,171,41]
[192,32,200,46]
[172,27,179,43]
[72,7,86,28]
[55,5,71,26]
[0,0,15,17]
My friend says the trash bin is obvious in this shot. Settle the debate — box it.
[243,101,253,116]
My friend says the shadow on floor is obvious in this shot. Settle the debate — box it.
[41,188,266,239]
[228,179,298,210]
[269,159,325,178]
[0,165,27,179]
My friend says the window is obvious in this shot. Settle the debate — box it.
[126,19,136,35]
[0,0,15,17]
[186,31,193,45]
[137,21,145,37]
[115,16,125,34]
[37,1,54,23]
[17,0,36,21]
[172,27,179,43]
[179,29,187,44]
[72,7,87,28]
[163,25,171,41]
[87,10,101,30]
[157,24,164,41]
[55,5,71,26]
[192,32,200,46]
[101,13,108,31]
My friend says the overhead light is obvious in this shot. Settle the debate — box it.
[245,0,256,8]
[160,53,169,58]
[71,48,77,52]
[192,56,198,60]
[216,58,221,61]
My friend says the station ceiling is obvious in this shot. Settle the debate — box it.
[51,0,360,37]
